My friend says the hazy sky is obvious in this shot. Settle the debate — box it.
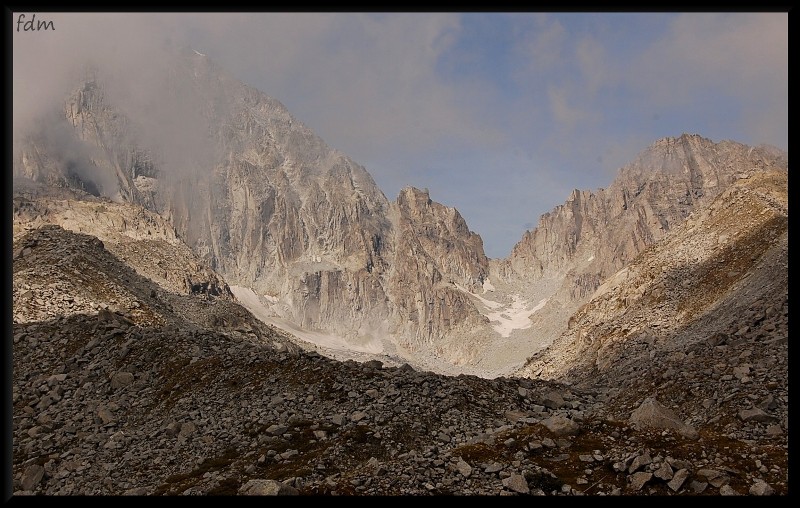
[13,12,788,258]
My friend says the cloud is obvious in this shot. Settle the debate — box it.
[13,12,235,208]
[547,85,589,131]
[632,13,788,149]
[511,14,567,74]
[506,13,786,184]
[171,13,502,165]
[12,12,787,259]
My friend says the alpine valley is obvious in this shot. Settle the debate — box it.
[11,48,788,496]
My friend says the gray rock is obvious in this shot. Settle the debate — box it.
[165,421,182,437]
[484,463,503,474]
[238,479,299,495]
[502,474,529,494]
[628,397,698,439]
[666,457,692,471]
[628,472,652,491]
[689,480,708,494]
[541,415,579,436]
[279,449,299,460]
[653,462,673,481]
[628,451,652,473]
[178,421,196,438]
[667,468,689,491]
[110,372,135,389]
[330,414,345,426]
[706,332,728,346]
[720,485,740,496]
[732,364,750,379]
[36,396,54,410]
[749,481,775,496]
[765,424,783,436]
[21,464,45,491]
[267,424,288,436]
[456,458,472,478]
[505,410,526,423]
[697,469,729,488]
[350,411,367,422]
[122,487,148,495]
[539,391,566,410]
[363,360,383,370]
[738,408,776,423]
[758,395,778,411]
[97,407,115,424]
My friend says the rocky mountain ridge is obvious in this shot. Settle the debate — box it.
[11,224,788,496]
[13,49,788,378]
[14,49,492,367]
[519,168,787,383]
[477,133,788,373]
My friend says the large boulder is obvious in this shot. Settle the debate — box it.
[238,479,299,496]
[629,397,699,440]
[541,415,580,436]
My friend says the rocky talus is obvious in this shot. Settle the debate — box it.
[12,179,231,301]
[12,225,787,496]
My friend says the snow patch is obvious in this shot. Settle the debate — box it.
[456,283,501,309]
[455,284,549,338]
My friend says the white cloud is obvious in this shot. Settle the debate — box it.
[631,13,788,148]
[174,13,502,165]
[512,14,567,74]
[12,12,787,260]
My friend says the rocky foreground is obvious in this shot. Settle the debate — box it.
[11,226,787,496]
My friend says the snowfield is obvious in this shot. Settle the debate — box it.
[456,284,548,338]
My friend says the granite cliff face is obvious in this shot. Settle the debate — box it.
[483,134,789,370]
[13,49,489,364]
[13,48,788,373]
[518,168,788,383]
[501,134,788,283]
[386,187,490,361]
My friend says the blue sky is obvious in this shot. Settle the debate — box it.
[14,12,788,258]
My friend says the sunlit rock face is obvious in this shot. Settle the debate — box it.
[14,46,788,373]
[14,48,492,361]
[489,134,788,366]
